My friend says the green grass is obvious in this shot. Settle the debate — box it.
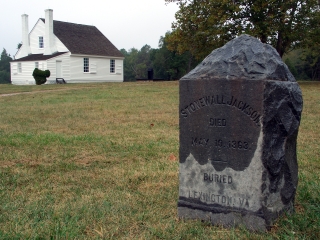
[0,81,319,239]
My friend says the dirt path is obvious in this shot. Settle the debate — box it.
[0,82,154,97]
[0,87,92,97]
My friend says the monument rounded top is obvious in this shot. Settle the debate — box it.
[181,34,295,82]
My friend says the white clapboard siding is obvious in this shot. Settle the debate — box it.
[15,44,27,60]
[29,20,46,55]
[16,20,46,58]
[11,54,125,84]
[68,56,123,83]
[15,19,68,60]
[46,53,71,84]
[11,61,36,85]
[55,38,68,52]
[39,61,44,70]
[11,53,70,85]
[11,63,17,75]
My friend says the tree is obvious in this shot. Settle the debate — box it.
[151,32,198,80]
[125,47,145,80]
[284,58,298,78]
[284,48,320,80]
[120,32,200,81]
[282,5,320,81]
[120,48,135,81]
[121,45,154,81]
[136,44,152,79]
[0,48,12,72]
[301,6,320,80]
[165,0,320,59]
[0,48,12,84]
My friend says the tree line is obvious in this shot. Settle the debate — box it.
[120,33,319,81]
[1,39,318,83]
[165,0,320,80]
[120,32,199,81]
[284,49,320,80]
[0,49,12,84]
[1,0,319,83]
[122,0,320,81]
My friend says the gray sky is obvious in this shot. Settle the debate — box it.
[0,0,179,57]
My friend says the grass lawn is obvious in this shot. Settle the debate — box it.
[0,81,319,239]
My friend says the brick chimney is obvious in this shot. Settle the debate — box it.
[21,14,31,57]
[44,9,57,55]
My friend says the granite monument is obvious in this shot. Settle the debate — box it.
[178,34,303,231]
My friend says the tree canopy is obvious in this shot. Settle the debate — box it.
[120,34,199,81]
[150,32,198,80]
[165,0,320,59]
[120,45,152,81]
[0,48,12,84]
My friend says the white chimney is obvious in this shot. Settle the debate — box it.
[44,9,57,55]
[21,14,31,57]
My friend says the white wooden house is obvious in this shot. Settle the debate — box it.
[11,9,124,85]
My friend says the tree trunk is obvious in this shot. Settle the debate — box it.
[317,61,320,81]
[260,35,267,44]
[276,32,285,58]
[187,53,193,72]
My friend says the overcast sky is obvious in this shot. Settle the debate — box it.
[0,0,179,57]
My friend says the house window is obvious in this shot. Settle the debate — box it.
[35,62,39,69]
[110,59,115,73]
[18,63,22,73]
[84,58,89,72]
[39,36,44,48]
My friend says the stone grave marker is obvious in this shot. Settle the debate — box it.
[178,34,303,231]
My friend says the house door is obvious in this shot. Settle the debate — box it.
[56,61,62,78]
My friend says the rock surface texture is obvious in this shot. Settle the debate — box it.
[183,34,296,82]
[178,34,303,231]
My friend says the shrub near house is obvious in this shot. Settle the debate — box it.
[32,68,50,85]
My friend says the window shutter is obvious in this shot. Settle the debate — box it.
[18,63,22,73]
[90,62,97,73]
[116,64,122,75]
[12,63,17,75]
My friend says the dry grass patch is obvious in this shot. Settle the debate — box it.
[0,81,319,239]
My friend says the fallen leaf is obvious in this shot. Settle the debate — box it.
[169,153,177,161]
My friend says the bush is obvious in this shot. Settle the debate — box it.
[32,68,50,85]
[0,70,11,84]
